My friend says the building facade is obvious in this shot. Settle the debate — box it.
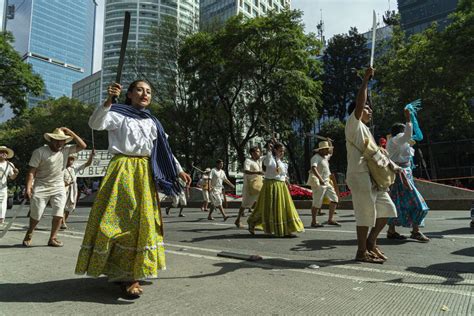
[397,0,459,36]
[72,71,102,105]
[7,0,97,106]
[200,0,290,29]
[101,0,199,100]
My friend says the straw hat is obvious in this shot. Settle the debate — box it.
[0,146,14,159]
[68,153,78,159]
[44,128,73,143]
[204,168,211,173]
[316,141,333,152]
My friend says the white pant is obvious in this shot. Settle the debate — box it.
[210,189,224,207]
[346,172,397,227]
[172,191,187,208]
[30,191,66,221]
[0,190,7,219]
[311,185,339,208]
[202,190,210,203]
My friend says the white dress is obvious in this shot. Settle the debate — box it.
[241,158,263,208]
[0,161,14,219]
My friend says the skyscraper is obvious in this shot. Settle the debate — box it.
[200,0,291,29]
[7,0,97,106]
[398,0,459,36]
[101,0,199,100]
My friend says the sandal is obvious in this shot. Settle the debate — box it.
[223,216,229,222]
[327,220,341,226]
[386,231,407,240]
[410,231,430,242]
[207,216,214,221]
[368,247,388,261]
[47,238,64,247]
[23,232,33,247]
[310,222,324,228]
[234,221,243,229]
[355,251,384,264]
[120,282,143,299]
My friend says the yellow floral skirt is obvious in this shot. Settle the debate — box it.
[75,155,166,282]
[247,179,304,237]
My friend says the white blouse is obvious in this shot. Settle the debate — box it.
[89,105,183,173]
[263,152,287,182]
[387,123,414,164]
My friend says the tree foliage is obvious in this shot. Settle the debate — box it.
[0,97,101,183]
[0,33,44,115]
[374,0,474,142]
[179,10,323,167]
[322,27,368,121]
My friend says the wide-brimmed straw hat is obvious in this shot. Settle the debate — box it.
[44,128,73,143]
[0,146,14,159]
[316,141,333,152]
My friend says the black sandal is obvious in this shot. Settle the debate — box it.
[387,231,407,240]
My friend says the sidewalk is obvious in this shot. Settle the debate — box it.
[0,225,472,315]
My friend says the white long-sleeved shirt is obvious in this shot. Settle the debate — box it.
[263,152,287,182]
[89,105,183,173]
[387,122,414,164]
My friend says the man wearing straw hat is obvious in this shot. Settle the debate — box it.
[308,141,339,228]
[0,146,19,224]
[23,127,87,247]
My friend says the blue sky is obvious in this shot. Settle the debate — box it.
[92,0,397,72]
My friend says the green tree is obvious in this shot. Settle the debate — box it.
[0,97,100,183]
[0,33,44,115]
[179,10,323,168]
[322,28,368,121]
[127,16,220,172]
[374,0,474,178]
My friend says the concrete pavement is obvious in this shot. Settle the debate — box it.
[0,207,473,315]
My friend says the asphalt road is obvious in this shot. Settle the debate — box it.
[0,206,472,315]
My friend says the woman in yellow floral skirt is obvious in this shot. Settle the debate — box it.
[75,81,191,298]
[247,140,304,237]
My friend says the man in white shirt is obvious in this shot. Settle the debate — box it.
[208,159,235,221]
[0,146,19,224]
[309,141,339,228]
[345,67,397,264]
[23,128,87,247]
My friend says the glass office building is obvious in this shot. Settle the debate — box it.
[101,0,199,99]
[398,0,459,36]
[7,0,97,106]
[200,0,291,29]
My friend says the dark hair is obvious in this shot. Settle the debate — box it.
[390,123,405,136]
[249,146,259,154]
[124,80,150,105]
[272,142,284,156]
[216,159,223,164]
[347,98,372,115]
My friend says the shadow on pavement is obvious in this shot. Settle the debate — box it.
[452,247,474,257]
[290,238,416,252]
[399,262,474,285]
[172,258,357,279]
[0,278,134,305]
[425,227,474,237]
